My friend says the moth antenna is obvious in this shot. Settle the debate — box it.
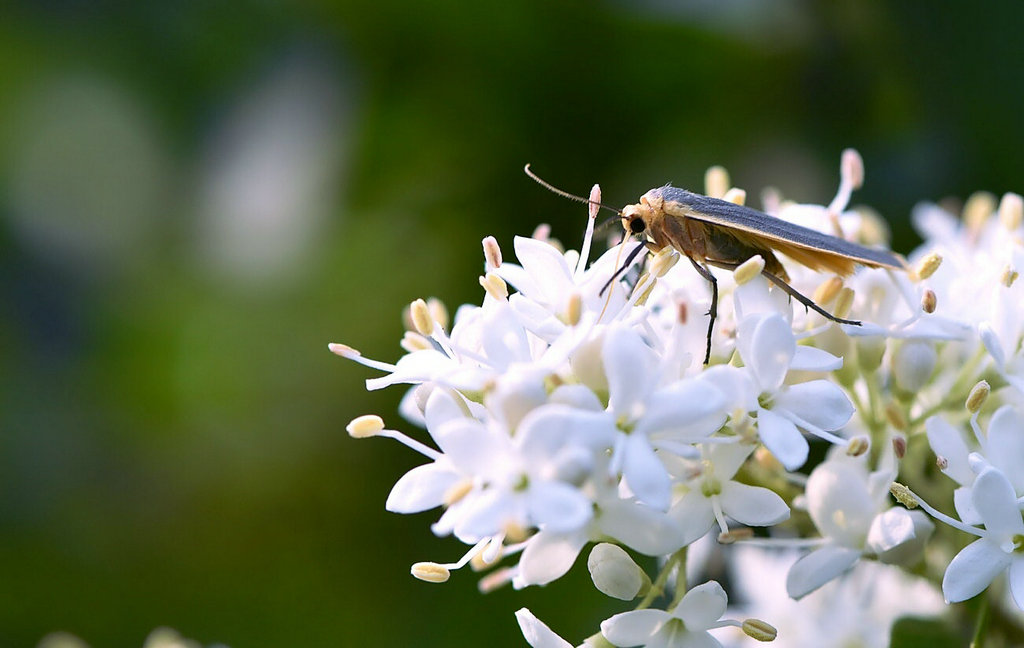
[524,164,623,216]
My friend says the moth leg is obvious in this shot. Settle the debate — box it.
[759,270,861,326]
[686,256,718,365]
[600,242,649,296]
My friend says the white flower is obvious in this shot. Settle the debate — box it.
[516,608,578,648]
[942,466,1024,609]
[667,443,790,546]
[601,581,730,648]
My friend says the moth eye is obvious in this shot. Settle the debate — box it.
[629,218,646,234]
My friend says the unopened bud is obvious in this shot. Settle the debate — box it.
[892,435,907,459]
[742,618,778,642]
[846,436,870,457]
[834,287,855,320]
[1001,266,1019,288]
[705,165,730,199]
[813,276,843,306]
[892,340,937,393]
[723,187,746,205]
[914,252,942,280]
[589,184,602,220]
[734,256,765,285]
[966,380,990,413]
[841,148,865,190]
[964,191,996,232]
[479,273,509,300]
[482,236,502,269]
[411,562,450,583]
[588,543,648,600]
[410,298,435,336]
[921,289,937,313]
[890,482,919,508]
[999,192,1023,230]
[346,415,384,438]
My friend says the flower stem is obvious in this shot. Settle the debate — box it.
[970,591,991,648]
[636,547,687,610]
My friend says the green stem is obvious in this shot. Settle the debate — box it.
[970,592,991,648]
[636,547,687,610]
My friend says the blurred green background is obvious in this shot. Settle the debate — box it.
[1,2,1022,646]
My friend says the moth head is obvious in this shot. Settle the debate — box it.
[621,204,650,235]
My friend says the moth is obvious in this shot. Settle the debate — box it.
[525,165,906,364]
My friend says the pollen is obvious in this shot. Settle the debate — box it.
[734,256,765,285]
[482,236,503,269]
[411,562,451,583]
[410,298,435,336]
[346,415,385,438]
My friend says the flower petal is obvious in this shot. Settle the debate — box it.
[514,529,588,588]
[601,609,669,646]
[604,327,659,418]
[598,499,687,555]
[674,580,728,630]
[1009,556,1024,611]
[925,416,975,486]
[718,482,790,526]
[737,313,796,392]
[528,481,593,534]
[667,490,716,547]
[515,608,575,648]
[756,407,809,471]
[985,406,1024,494]
[385,462,457,513]
[790,345,843,372]
[773,380,854,432]
[805,460,876,546]
[972,467,1024,537]
[785,544,861,599]
[942,538,1011,603]
[621,435,672,512]
[638,380,727,440]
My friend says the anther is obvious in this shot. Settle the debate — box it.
[346,415,385,438]
[411,562,450,583]
[482,236,502,269]
[966,380,990,413]
[410,298,435,336]
[705,166,730,199]
[734,256,765,285]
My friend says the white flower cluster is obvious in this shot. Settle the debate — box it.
[332,152,1024,646]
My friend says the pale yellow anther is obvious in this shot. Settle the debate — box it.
[841,148,865,190]
[834,287,855,320]
[411,562,450,583]
[589,184,602,220]
[885,403,907,431]
[914,252,942,280]
[328,342,359,358]
[565,293,582,326]
[346,415,384,438]
[999,192,1023,231]
[704,165,730,199]
[503,522,529,544]
[723,187,747,206]
[401,331,432,353]
[479,273,509,300]
[471,546,502,571]
[718,528,753,544]
[966,380,990,413]
[443,479,473,507]
[813,276,844,306]
[1001,265,1019,288]
[409,298,435,336]
[482,236,503,269]
[650,247,679,278]
[892,435,907,459]
[846,435,870,457]
[427,297,449,331]
[742,618,778,643]
[964,191,996,232]
[734,256,765,285]
[921,289,937,314]
[890,482,919,508]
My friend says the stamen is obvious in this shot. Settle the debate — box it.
[921,289,937,313]
[914,252,942,281]
[734,256,765,285]
[574,184,601,279]
[479,273,509,300]
[411,562,450,583]
[845,436,870,457]
[813,276,843,306]
[346,415,384,438]
[482,236,502,269]
[1001,265,1019,288]
[705,165,730,199]
[966,380,990,414]
[827,148,864,215]
[999,192,1023,230]
[723,187,746,206]
[328,343,398,373]
[742,618,778,642]
[410,298,435,336]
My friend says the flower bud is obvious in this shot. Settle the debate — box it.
[587,543,648,601]
[892,340,937,393]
